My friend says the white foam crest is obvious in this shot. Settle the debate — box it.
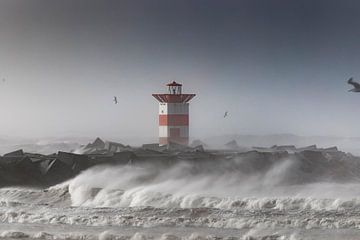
[0,230,290,240]
[64,160,360,211]
[0,231,29,238]
[69,184,360,211]
[0,186,71,208]
[2,202,360,230]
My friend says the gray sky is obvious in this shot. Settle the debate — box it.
[0,0,360,140]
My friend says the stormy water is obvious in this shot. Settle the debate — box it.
[2,151,360,240]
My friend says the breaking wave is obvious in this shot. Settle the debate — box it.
[0,230,300,240]
[64,156,360,209]
[2,156,360,211]
[2,156,360,236]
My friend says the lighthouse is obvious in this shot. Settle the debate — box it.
[152,81,196,145]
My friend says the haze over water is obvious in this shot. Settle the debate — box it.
[0,0,360,141]
[1,1,360,240]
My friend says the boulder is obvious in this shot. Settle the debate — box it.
[167,141,189,151]
[225,140,239,149]
[104,141,129,153]
[57,151,91,173]
[42,159,75,185]
[0,155,41,185]
[142,143,166,152]
[190,140,208,148]
[191,145,205,152]
[297,145,317,151]
[112,151,137,164]
[84,137,105,150]
[272,145,297,152]
[4,149,24,157]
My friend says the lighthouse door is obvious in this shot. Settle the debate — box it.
[169,128,180,138]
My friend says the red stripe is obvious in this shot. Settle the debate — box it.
[159,115,189,126]
[159,137,189,145]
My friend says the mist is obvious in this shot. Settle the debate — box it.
[2,1,360,239]
[67,157,360,210]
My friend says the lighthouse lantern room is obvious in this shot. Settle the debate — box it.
[152,81,196,145]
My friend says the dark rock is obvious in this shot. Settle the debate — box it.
[0,155,42,186]
[42,159,75,185]
[142,143,166,152]
[57,151,90,173]
[4,149,24,157]
[89,151,137,166]
[191,145,205,152]
[81,138,131,155]
[0,139,358,188]
[252,146,270,151]
[89,155,116,165]
[272,145,297,152]
[298,150,327,162]
[112,151,137,164]
[236,150,289,173]
[297,145,317,151]
[225,140,239,149]
[38,159,53,175]
[166,141,189,151]
[104,141,129,153]
[190,140,208,148]
[85,137,105,150]
[322,146,338,152]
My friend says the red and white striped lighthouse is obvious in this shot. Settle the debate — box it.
[152,81,196,145]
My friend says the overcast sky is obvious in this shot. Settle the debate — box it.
[0,0,360,141]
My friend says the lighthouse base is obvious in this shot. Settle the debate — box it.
[159,137,189,146]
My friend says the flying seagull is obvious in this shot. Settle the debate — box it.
[224,111,228,118]
[113,96,118,104]
[347,78,360,92]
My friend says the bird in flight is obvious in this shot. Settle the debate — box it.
[347,78,360,92]
[224,111,228,118]
[113,96,118,104]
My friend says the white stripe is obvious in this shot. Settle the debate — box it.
[159,103,189,115]
[159,126,168,138]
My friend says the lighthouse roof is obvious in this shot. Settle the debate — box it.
[152,94,195,103]
[166,81,182,87]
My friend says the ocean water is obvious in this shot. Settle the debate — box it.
[1,157,360,240]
